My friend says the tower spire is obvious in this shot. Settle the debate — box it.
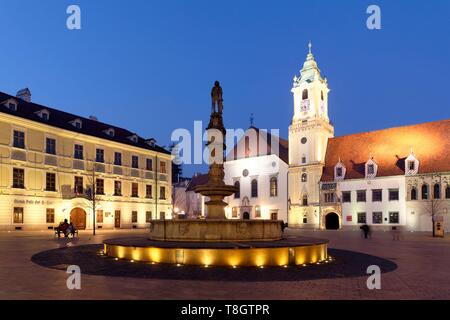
[250,113,255,127]
[308,41,312,54]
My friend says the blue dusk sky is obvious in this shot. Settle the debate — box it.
[0,0,449,176]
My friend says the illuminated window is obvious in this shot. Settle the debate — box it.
[96,149,104,163]
[160,161,166,173]
[96,210,103,223]
[46,209,55,224]
[422,184,429,200]
[74,144,83,159]
[234,181,240,199]
[146,211,152,223]
[74,176,83,194]
[270,177,278,197]
[251,179,258,198]
[13,207,23,224]
[434,183,441,199]
[131,156,139,169]
[232,207,238,218]
[160,186,166,200]
[255,206,261,218]
[146,185,152,198]
[389,212,399,224]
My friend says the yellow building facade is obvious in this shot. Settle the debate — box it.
[0,89,172,231]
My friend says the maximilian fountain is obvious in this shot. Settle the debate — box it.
[104,82,328,267]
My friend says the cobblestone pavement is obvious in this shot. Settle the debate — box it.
[0,228,449,300]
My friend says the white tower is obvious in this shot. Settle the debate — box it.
[288,42,334,228]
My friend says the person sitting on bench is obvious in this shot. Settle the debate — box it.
[55,219,69,238]
[67,222,77,237]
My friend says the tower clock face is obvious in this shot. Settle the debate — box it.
[300,99,310,112]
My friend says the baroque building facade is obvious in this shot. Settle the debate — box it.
[0,89,172,231]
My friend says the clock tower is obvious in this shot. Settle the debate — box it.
[288,42,334,228]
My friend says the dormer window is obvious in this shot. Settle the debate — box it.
[70,119,83,129]
[334,161,346,181]
[128,134,138,143]
[146,138,156,147]
[365,158,378,179]
[35,109,50,121]
[3,99,18,111]
[405,152,419,176]
[104,128,115,137]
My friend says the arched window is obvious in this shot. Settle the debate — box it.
[302,89,308,100]
[433,183,441,199]
[302,195,308,206]
[411,187,417,200]
[234,181,240,199]
[270,177,278,197]
[446,185,450,199]
[421,184,429,200]
[301,173,307,182]
[251,179,258,198]
[321,90,324,101]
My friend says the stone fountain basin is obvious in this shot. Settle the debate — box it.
[149,219,282,242]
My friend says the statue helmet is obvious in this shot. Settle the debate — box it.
[214,80,220,86]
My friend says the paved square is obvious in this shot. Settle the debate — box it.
[0,228,449,300]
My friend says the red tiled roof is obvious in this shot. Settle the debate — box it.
[321,119,450,182]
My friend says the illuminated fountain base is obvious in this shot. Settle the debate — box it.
[104,237,328,267]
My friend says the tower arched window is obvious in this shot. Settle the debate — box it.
[302,89,308,100]
[433,183,441,199]
[410,187,417,200]
[302,195,308,206]
[251,179,258,198]
[446,185,450,199]
[422,184,429,200]
[234,181,240,199]
[270,177,278,197]
[301,173,307,182]
[321,90,324,101]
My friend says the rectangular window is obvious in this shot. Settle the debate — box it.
[408,161,415,171]
[303,217,308,224]
[342,191,351,203]
[146,211,152,223]
[389,189,399,201]
[367,164,375,175]
[372,189,382,202]
[146,158,153,171]
[74,176,83,194]
[389,212,399,224]
[159,186,166,200]
[131,183,139,197]
[160,161,166,173]
[357,212,366,224]
[74,144,83,159]
[96,210,104,223]
[336,167,343,177]
[46,208,55,224]
[255,206,261,218]
[13,168,25,189]
[131,155,139,169]
[146,185,152,198]
[13,207,24,224]
[13,130,25,149]
[114,181,122,196]
[114,152,122,166]
[372,212,383,224]
[324,193,335,203]
[46,138,56,155]
[96,179,104,195]
[96,149,104,163]
[46,173,56,191]
[232,207,238,218]
[132,211,138,223]
[301,156,306,164]
[357,190,366,202]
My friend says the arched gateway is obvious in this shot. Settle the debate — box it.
[70,208,87,230]
[325,212,340,230]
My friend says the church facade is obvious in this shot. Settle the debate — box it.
[287,44,450,232]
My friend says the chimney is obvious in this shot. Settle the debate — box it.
[16,88,31,102]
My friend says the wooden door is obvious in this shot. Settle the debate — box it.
[114,210,121,228]
[70,208,86,230]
